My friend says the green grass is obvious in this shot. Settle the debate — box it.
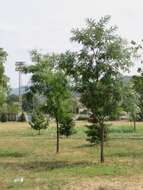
[0,121,143,189]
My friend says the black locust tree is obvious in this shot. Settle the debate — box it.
[60,16,132,162]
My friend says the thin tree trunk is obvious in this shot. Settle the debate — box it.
[56,121,60,153]
[100,123,104,163]
[38,129,40,135]
[133,119,136,132]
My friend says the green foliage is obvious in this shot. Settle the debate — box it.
[22,92,34,113]
[60,16,132,123]
[60,16,132,162]
[132,76,143,120]
[7,103,19,114]
[0,113,8,122]
[122,82,140,119]
[24,52,74,151]
[109,106,123,120]
[6,94,19,114]
[18,112,26,122]
[25,52,73,122]
[121,80,140,131]
[29,109,48,135]
[86,124,108,145]
[59,115,75,137]
[0,48,8,108]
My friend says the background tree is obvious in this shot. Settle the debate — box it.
[0,113,8,122]
[22,92,34,113]
[122,82,140,132]
[129,40,143,121]
[0,48,8,109]
[132,76,143,120]
[60,16,132,162]
[7,94,19,113]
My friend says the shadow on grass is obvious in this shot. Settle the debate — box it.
[0,160,96,171]
[107,151,143,158]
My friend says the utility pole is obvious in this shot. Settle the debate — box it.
[15,61,25,113]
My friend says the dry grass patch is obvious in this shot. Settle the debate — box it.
[63,176,143,190]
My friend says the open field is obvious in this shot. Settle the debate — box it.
[0,121,143,189]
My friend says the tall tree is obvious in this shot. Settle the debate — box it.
[60,16,132,162]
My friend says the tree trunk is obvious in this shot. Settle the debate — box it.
[100,123,104,163]
[38,129,41,135]
[56,121,60,153]
[133,119,136,132]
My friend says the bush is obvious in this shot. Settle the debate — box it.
[1,113,8,122]
[85,124,108,145]
[18,112,26,122]
[59,115,76,137]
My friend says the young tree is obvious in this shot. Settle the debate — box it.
[60,16,132,162]
[129,40,143,121]
[24,52,74,153]
[122,82,140,132]
[29,109,48,135]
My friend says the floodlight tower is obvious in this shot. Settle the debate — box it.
[15,61,25,113]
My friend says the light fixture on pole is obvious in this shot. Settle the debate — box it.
[15,61,25,113]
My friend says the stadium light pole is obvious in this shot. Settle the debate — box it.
[15,61,25,113]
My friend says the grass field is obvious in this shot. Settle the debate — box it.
[0,121,143,189]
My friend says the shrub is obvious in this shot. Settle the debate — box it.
[85,124,108,145]
[1,113,8,122]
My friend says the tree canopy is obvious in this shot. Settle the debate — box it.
[59,16,133,162]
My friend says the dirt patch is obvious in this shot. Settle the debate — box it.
[63,176,143,190]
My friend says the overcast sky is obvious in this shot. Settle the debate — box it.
[0,0,143,88]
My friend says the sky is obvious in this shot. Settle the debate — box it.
[0,0,143,88]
